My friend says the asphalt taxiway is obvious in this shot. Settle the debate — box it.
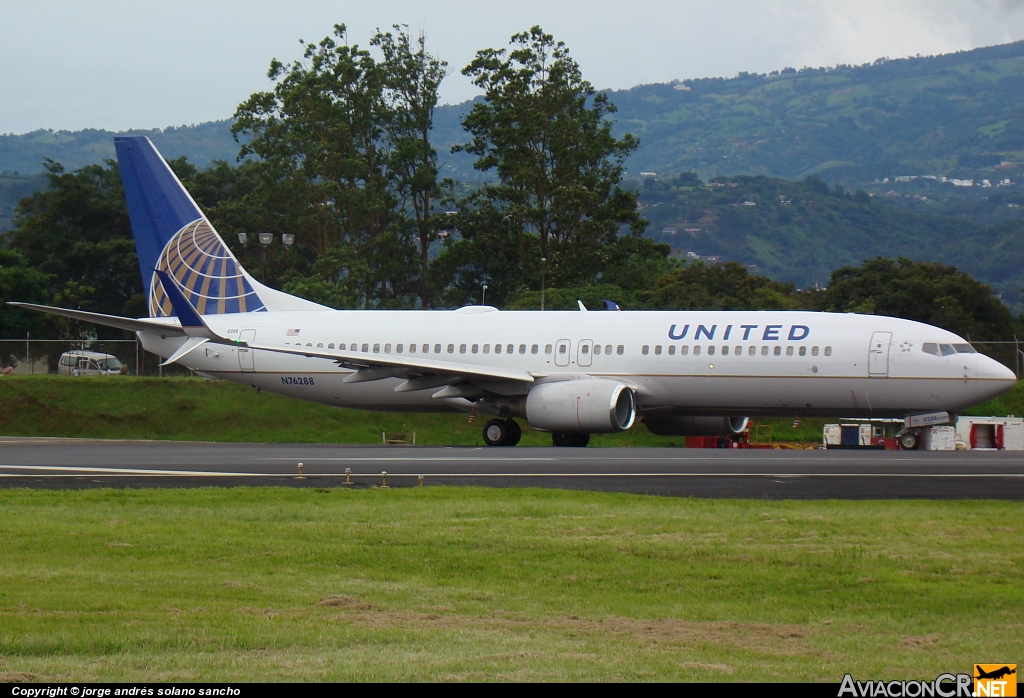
[1,437,1022,498]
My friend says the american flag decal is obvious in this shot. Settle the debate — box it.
[286,329,300,336]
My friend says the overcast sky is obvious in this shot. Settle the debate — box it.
[2,0,1024,135]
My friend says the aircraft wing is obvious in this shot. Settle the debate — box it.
[6,302,187,336]
[246,342,537,386]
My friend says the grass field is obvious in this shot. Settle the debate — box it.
[0,487,1020,682]
[1,375,1020,446]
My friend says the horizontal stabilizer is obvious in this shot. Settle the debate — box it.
[6,302,186,336]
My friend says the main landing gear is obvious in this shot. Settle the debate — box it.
[483,418,522,447]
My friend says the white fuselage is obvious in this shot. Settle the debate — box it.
[138,308,1016,418]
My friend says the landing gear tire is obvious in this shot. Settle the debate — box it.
[483,419,521,447]
[552,432,590,447]
[899,431,920,451]
[506,419,522,446]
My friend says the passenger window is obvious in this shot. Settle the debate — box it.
[532,345,539,354]
[483,344,490,354]
[507,344,514,354]
[940,344,956,357]
[694,346,702,356]
[423,344,430,353]
[735,346,741,356]
[362,343,369,352]
[519,344,526,354]
[384,344,392,353]
[582,345,590,354]
[545,344,553,354]
[495,344,502,354]
[761,346,768,356]
[617,345,624,355]
[708,346,716,356]
[306,343,312,347]
[824,346,832,356]
[397,344,403,353]
[595,345,602,355]
[409,344,416,353]
[811,346,819,356]
[786,346,793,356]
[472,344,479,354]
[315,343,323,348]
[748,346,756,356]
[435,344,442,353]
[558,344,567,355]
[654,345,662,355]
[774,346,781,356]
[328,343,335,349]
[721,346,729,356]
[680,345,689,355]
[642,345,650,355]
[799,346,806,356]
[605,345,612,355]
[667,346,675,356]
[447,344,455,354]
[460,344,467,354]
[953,343,976,354]
[373,344,381,353]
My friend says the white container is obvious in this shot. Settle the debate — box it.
[922,426,956,451]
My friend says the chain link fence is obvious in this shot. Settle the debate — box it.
[0,337,193,376]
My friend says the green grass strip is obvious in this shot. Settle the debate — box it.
[0,487,1020,681]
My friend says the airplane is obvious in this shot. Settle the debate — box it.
[9,137,1017,448]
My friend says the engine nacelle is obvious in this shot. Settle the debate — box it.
[643,415,749,437]
[524,379,636,433]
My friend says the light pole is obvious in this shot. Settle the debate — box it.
[540,257,547,311]
[482,284,488,306]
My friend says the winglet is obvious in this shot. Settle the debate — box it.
[154,270,205,328]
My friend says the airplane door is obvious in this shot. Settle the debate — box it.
[554,339,571,367]
[238,329,256,372]
[869,331,892,377]
[577,339,593,367]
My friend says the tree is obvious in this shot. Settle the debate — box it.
[373,26,449,306]
[640,260,810,311]
[0,248,50,338]
[818,257,1016,341]
[233,23,448,308]
[6,159,143,329]
[456,27,648,290]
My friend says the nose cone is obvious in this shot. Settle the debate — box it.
[976,355,1017,401]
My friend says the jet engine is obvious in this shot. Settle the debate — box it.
[643,415,749,437]
[522,379,636,433]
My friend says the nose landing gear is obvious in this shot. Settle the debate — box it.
[483,418,522,446]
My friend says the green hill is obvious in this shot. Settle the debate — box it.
[4,40,1024,189]
[612,40,1024,188]
[637,174,1024,308]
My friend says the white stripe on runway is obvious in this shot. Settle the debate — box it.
[0,465,1022,478]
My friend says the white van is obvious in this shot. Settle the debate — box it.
[57,350,126,376]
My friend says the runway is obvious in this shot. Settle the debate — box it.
[1,437,1023,498]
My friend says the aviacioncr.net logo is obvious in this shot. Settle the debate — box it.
[839,673,973,697]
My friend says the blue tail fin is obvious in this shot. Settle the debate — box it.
[115,136,267,317]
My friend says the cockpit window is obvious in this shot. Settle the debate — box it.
[953,343,976,354]
[922,343,939,356]
[940,344,956,357]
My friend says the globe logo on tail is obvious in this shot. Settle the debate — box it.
[149,219,265,317]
